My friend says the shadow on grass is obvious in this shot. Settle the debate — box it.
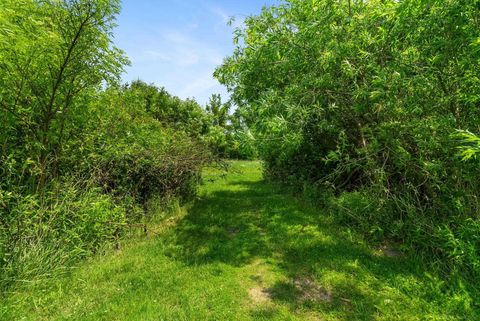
[163,178,423,320]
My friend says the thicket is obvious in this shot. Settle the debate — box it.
[0,0,212,292]
[121,81,257,160]
[216,0,480,288]
[205,93,258,160]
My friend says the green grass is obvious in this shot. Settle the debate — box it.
[1,161,475,320]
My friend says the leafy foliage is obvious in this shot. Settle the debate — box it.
[0,0,212,292]
[216,0,480,287]
[455,130,480,161]
[204,93,257,159]
[125,80,210,138]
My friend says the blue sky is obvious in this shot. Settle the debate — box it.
[114,0,279,106]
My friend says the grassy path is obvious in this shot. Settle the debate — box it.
[2,161,469,320]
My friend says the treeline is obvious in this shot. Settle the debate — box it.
[128,81,257,160]
[216,0,480,288]
[0,0,249,292]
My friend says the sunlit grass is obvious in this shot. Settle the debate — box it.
[1,161,475,320]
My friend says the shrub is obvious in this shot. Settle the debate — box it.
[216,0,480,281]
[0,181,131,290]
[0,0,214,294]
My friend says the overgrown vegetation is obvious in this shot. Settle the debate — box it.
[2,0,479,317]
[3,161,475,320]
[216,0,480,297]
[0,0,216,292]
[123,82,258,160]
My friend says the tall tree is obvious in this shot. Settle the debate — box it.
[0,0,127,190]
[206,94,230,127]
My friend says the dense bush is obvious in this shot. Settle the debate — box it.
[225,107,258,160]
[216,0,480,282]
[1,85,212,290]
[116,81,257,160]
[124,80,211,138]
[64,87,212,204]
[205,94,258,159]
[0,0,211,292]
[0,182,130,290]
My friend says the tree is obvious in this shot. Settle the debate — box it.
[0,0,127,190]
[206,94,230,127]
[215,0,480,278]
[123,80,210,137]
